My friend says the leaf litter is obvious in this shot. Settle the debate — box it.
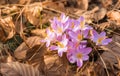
[0,0,120,76]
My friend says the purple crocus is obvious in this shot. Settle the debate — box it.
[67,47,92,67]
[42,28,56,47]
[77,16,93,30]
[58,13,69,23]
[50,19,69,37]
[68,30,88,43]
[67,40,87,50]
[68,19,80,32]
[50,13,69,26]
[92,30,112,45]
[50,34,68,57]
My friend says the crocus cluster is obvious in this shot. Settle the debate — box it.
[42,13,112,68]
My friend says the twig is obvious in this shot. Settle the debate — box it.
[90,42,110,76]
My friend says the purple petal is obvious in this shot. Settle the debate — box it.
[60,13,69,23]
[83,30,89,38]
[82,55,89,61]
[100,31,106,37]
[49,45,58,50]
[92,37,98,42]
[68,31,77,39]
[58,50,63,57]
[78,16,84,22]
[67,55,76,63]
[64,21,69,30]
[77,59,83,67]
[62,39,68,46]
[60,13,65,19]
[58,46,67,57]
[61,34,68,45]
[51,18,57,30]
[46,41,50,47]
[78,41,87,48]
[80,47,92,55]
[92,30,99,38]
[85,25,93,29]
[58,49,64,56]
[102,38,112,45]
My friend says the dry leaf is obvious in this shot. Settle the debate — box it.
[6,0,19,4]
[77,0,88,10]
[14,36,42,59]
[107,11,120,26]
[1,6,19,15]
[14,36,47,74]
[0,62,41,76]
[0,17,15,42]
[98,34,120,75]
[24,4,43,26]
[93,8,107,21]
[31,29,46,38]
[19,0,31,4]
[44,54,61,76]
[0,0,6,5]
[19,0,41,4]
[98,22,110,31]
[43,1,66,12]
[100,0,112,8]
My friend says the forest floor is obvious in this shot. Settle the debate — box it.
[0,0,120,76]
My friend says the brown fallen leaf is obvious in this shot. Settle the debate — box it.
[98,22,110,31]
[19,0,31,4]
[14,36,47,74]
[19,0,41,4]
[5,0,19,4]
[77,0,88,10]
[0,0,6,5]
[24,4,43,27]
[98,34,120,76]
[0,62,42,76]
[93,8,107,22]
[30,29,46,38]
[1,6,19,15]
[14,36,42,59]
[100,0,112,8]
[0,16,15,42]
[107,11,120,26]
[44,53,75,76]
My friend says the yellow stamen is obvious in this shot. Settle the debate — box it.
[76,53,83,59]
[80,21,85,29]
[50,27,54,32]
[57,42,64,48]
[97,37,105,44]
[58,27,63,33]
[57,17,61,21]
[77,34,83,41]
[71,22,74,28]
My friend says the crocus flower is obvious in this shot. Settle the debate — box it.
[50,19,69,36]
[92,30,112,45]
[50,34,68,57]
[67,40,87,50]
[67,47,92,67]
[50,13,69,25]
[67,19,80,32]
[58,13,69,23]
[77,16,93,30]
[42,28,56,47]
[68,30,88,43]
